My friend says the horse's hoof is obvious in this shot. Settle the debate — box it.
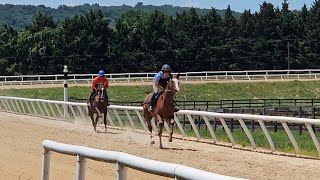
[168,139,172,142]
[159,146,164,149]
[150,140,155,145]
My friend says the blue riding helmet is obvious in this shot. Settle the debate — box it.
[161,64,171,72]
[98,70,105,77]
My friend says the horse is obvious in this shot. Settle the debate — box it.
[87,84,108,132]
[143,73,180,149]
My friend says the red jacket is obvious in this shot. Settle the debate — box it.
[92,76,109,91]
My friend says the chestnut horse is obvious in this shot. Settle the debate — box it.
[87,84,108,132]
[143,73,180,149]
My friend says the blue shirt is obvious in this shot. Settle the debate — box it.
[153,71,173,88]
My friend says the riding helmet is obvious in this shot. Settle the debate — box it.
[98,70,105,77]
[161,64,171,71]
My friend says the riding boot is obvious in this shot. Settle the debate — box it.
[148,92,157,112]
[89,91,96,105]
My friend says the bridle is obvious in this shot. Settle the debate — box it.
[165,78,179,92]
[97,85,105,102]
[163,78,179,100]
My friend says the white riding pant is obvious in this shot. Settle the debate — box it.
[152,83,162,92]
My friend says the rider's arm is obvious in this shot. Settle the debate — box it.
[104,77,109,88]
[92,77,98,91]
[154,72,164,91]
[155,81,161,89]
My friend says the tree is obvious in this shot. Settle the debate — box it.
[26,11,56,33]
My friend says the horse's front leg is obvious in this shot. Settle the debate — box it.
[95,108,102,124]
[93,114,99,132]
[95,107,102,118]
[168,119,175,142]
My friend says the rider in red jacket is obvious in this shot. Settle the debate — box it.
[89,70,110,105]
[92,70,109,91]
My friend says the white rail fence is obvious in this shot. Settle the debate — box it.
[42,140,244,180]
[1,96,320,157]
[1,69,320,85]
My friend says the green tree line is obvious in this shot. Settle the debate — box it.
[0,3,238,31]
[0,0,319,75]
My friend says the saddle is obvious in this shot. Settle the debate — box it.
[88,92,97,111]
[89,91,110,108]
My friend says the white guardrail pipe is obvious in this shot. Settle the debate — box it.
[41,140,245,180]
[1,96,320,157]
[1,69,320,85]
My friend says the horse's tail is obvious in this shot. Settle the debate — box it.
[143,93,153,107]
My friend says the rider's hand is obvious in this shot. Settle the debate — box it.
[159,86,164,91]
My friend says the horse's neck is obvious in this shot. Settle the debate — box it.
[161,89,174,101]
[94,96,100,103]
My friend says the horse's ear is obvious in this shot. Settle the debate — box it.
[175,72,180,79]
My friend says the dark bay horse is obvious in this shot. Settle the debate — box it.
[87,84,108,132]
[143,73,180,149]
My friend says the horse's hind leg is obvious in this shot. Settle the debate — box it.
[93,115,99,132]
[158,122,164,149]
[144,116,154,144]
[147,119,155,144]
[103,112,107,132]
[89,113,96,132]
[86,104,90,116]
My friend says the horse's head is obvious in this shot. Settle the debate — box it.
[167,73,180,95]
[96,84,106,102]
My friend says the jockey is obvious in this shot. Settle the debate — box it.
[148,64,179,112]
[89,70,110,106]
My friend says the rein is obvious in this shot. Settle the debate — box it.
[162,87,175,101]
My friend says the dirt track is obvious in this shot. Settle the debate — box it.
[1,112,320,180]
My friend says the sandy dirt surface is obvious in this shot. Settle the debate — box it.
[1,112,320,180]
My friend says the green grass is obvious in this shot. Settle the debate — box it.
[176,125,320,157]
[2,80,320,102]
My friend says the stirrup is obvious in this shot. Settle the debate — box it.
[148,106,153,112]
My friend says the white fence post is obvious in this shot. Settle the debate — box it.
[116,162,128,180]
[63,65,69,118]
[41,148,51,180]
[76,155,86,180]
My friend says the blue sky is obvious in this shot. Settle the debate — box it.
[0,0,315,12]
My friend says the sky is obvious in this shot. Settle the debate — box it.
[0,0,315,12]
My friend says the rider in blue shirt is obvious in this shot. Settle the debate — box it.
[148,64,178,112]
